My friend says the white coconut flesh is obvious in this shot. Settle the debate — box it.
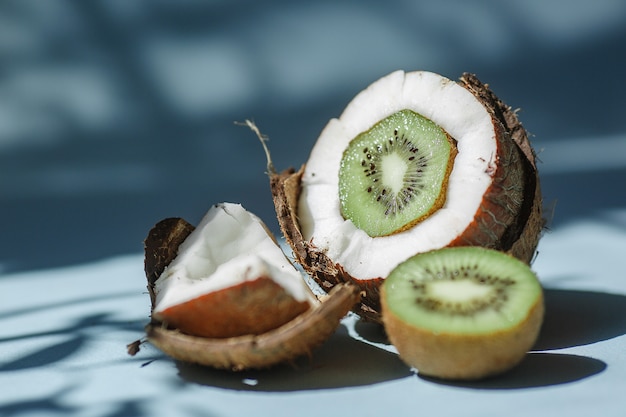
[153,202,315,314]
[298,70,498,279]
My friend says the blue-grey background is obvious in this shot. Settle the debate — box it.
[1,0,625,273]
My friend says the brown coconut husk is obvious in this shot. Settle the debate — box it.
[267,73,544,323]
[145,283,360,371]
[459,73,544,264]
[129,217,361,370]
[143,217,195,309]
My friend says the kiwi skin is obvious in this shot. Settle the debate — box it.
[380,252,545,381]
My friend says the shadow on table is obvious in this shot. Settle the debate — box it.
[535,288,626,350]
[0,312,145,372]
[176,323,412,392]
[420,352,606,389]
[176,287,625,391]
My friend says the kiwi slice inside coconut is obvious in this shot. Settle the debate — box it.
[338,109,456,237]
[381,246,544,380]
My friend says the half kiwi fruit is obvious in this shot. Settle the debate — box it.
[381,246,544,380]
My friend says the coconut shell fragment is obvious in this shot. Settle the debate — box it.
[130,215,361,370]
[269,72,544,323]
[143,217,195,309]
[270,167,385,322]
[146,283,360,371]
[457,73,544,264]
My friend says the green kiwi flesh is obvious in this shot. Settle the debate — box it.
[384,246,541,333]
[338,109,456,237]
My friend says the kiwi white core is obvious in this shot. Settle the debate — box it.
[381,153,408,194]
[299,70,497,279]
[153,203,315,314]
[429,280,492,303]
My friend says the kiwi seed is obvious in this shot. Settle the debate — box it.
[338,109,457,237]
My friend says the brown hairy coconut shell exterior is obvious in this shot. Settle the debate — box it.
[144,217,196,309]
[130,217,361,370]
[146,283,359,371]
[456,74,544,263]
[270,73,544,323]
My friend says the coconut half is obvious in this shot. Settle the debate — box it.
[270,71,543,322]
[131,203,361,370]
[151,203,316,338]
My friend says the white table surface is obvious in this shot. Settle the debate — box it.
[2,207,626,417]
